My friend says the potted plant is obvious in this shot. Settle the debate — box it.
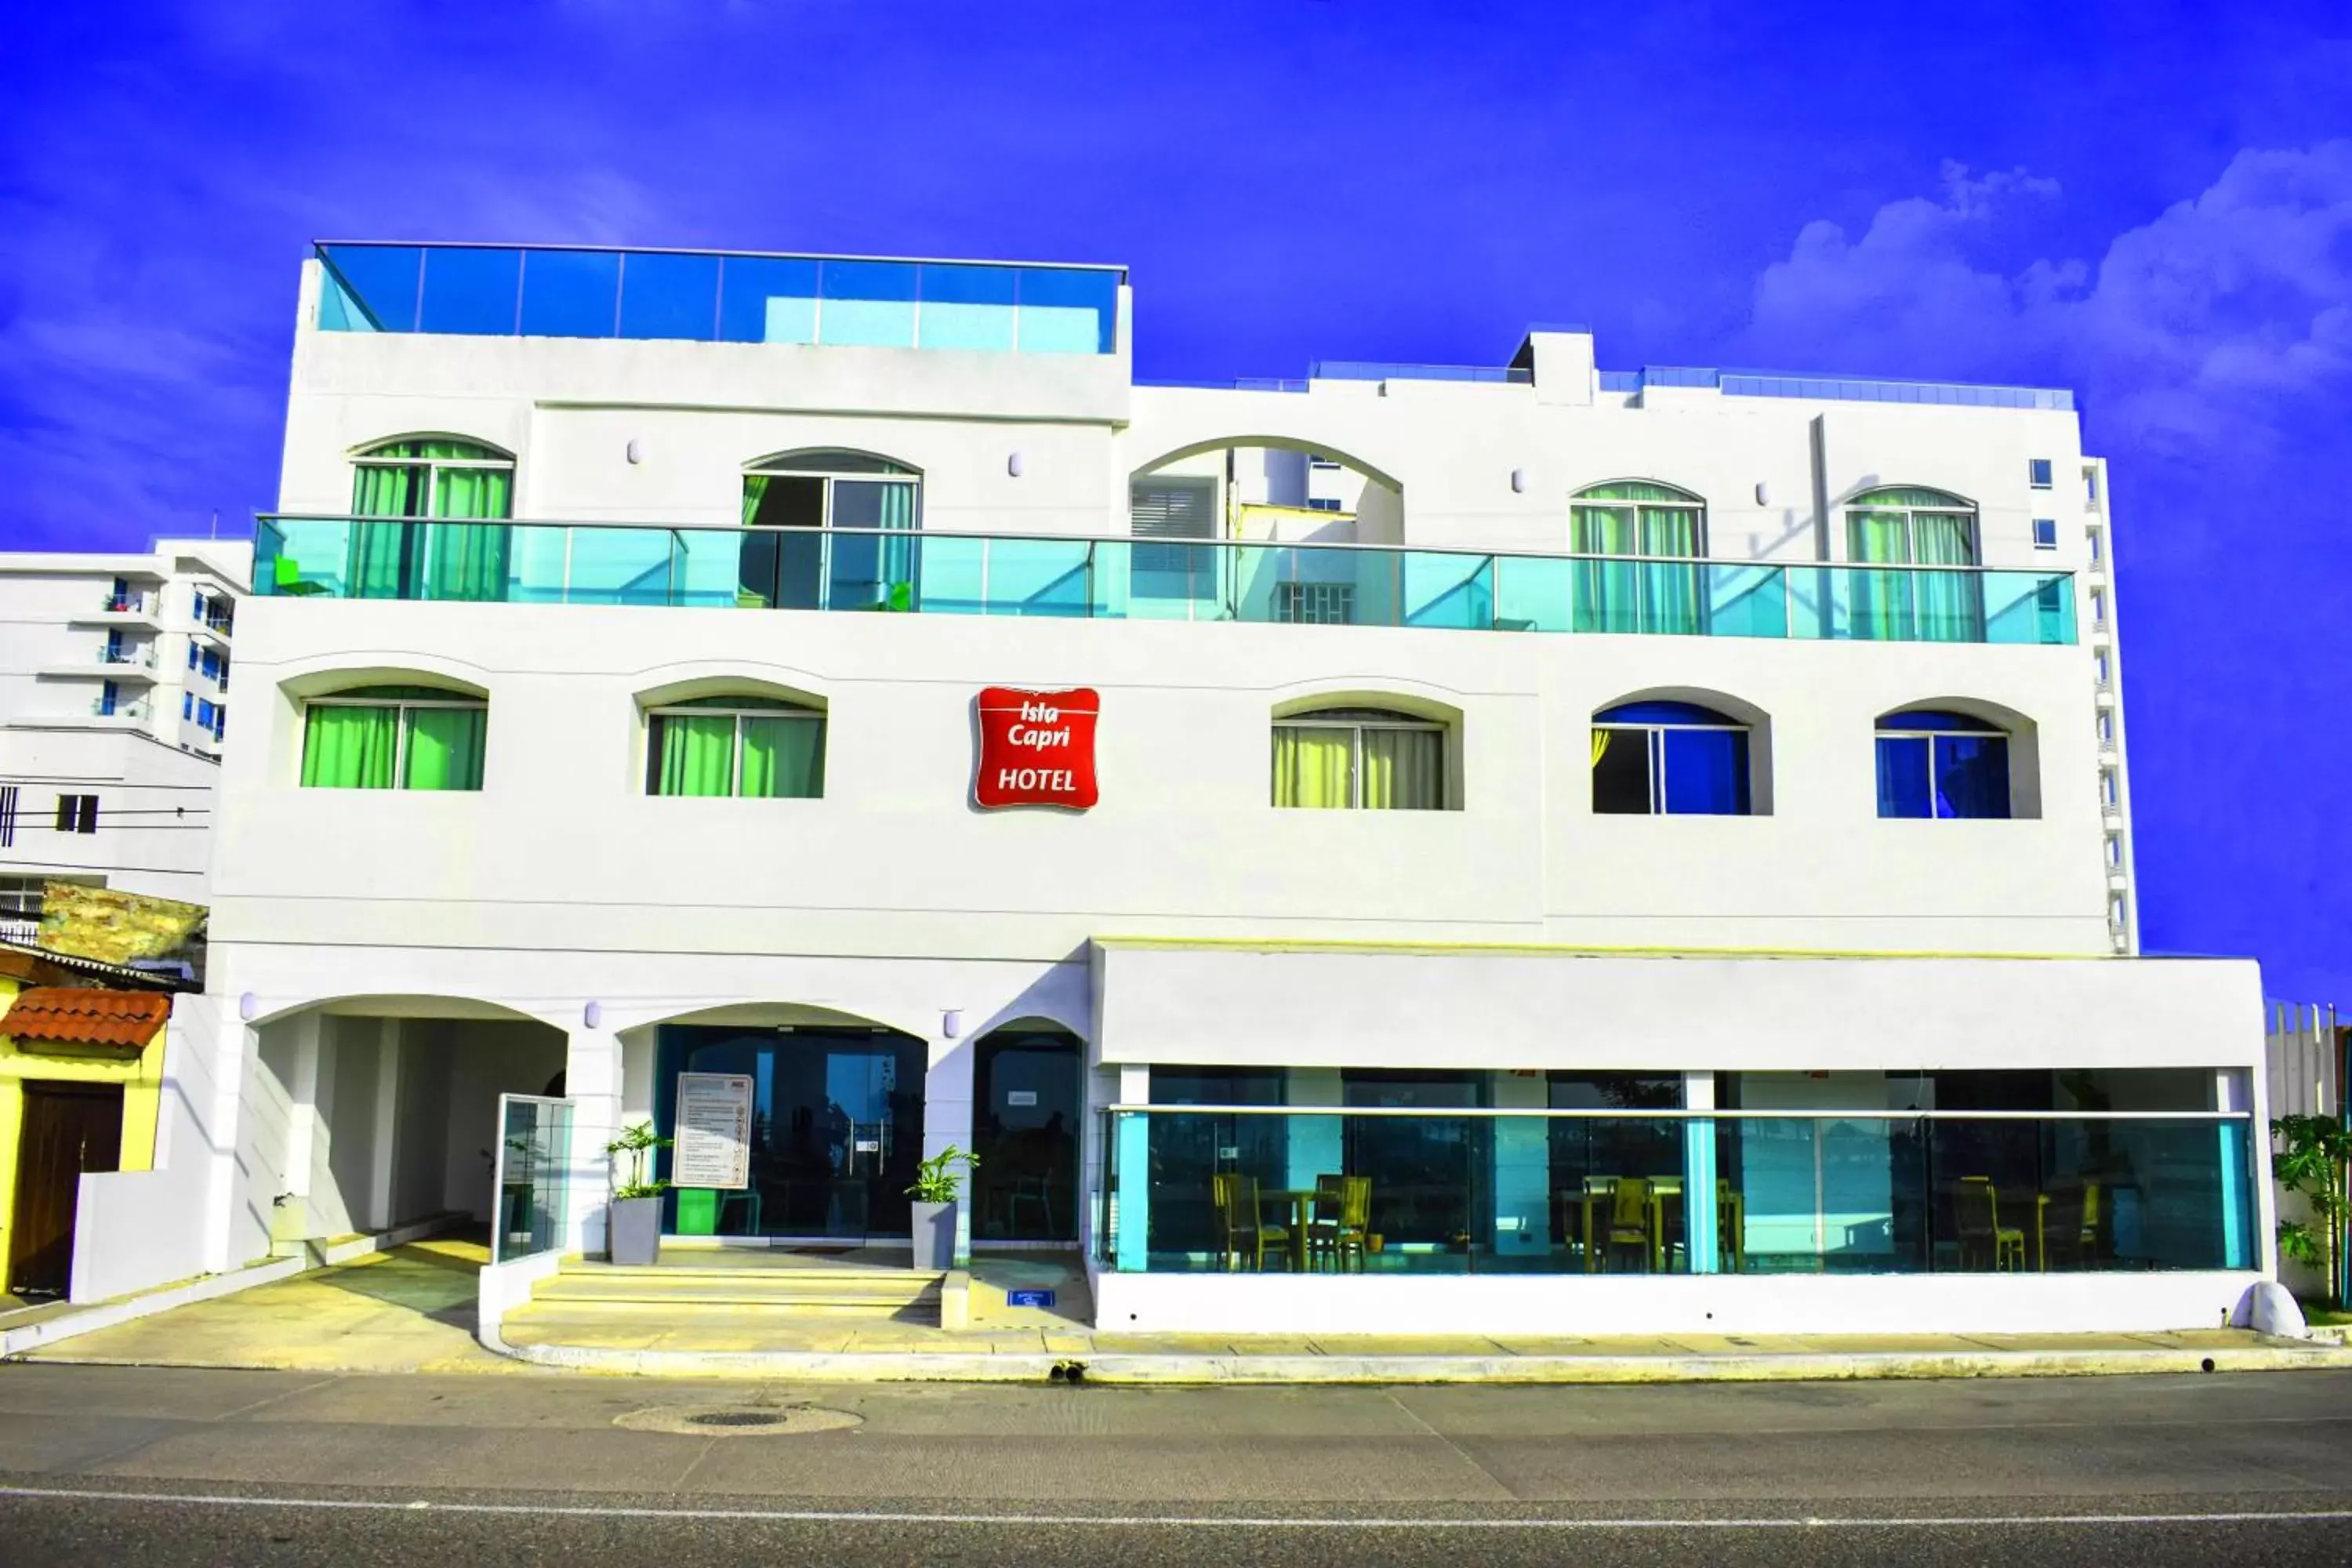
[604,1119,672,1267]
[906,1145,978,1272]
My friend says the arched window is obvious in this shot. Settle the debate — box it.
[347,438,515,601]
[741,450,921,611]
[1272,707,1445,810]
[645,695,826,799]
[299,684,485,792]
[1571,481,1707,634]
[1845,487,1980,641]
[1875,710,2009,819]
[1592,702,1750,815]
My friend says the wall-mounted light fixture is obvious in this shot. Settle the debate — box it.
[626,439,643,466]
[1007,452,1025,478]
[583,1000,603,1030]
[942,1009,964,1039]
[1755,481,1771,506]
[1510,468,1527,494]
[238,992,257,1022]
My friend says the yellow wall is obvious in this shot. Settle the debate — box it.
[0,978,168,1275]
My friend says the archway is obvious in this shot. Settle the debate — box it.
[967,1018,1084,1245]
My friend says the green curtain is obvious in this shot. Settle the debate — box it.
[1272,725,1353,808]
[1360,728,1444,809]
[1911,511,1982,641]
[741,717,825,798]
[741,474,769,526]
[426,464,513,603]
[1572,505,1639,633]
[348,464,422,597]
[1639,506,1703,634]
[655,715,735,797]
[402,706,487,791]
[877,481,917,610]
[1846,509,1912,640]
[299,704,398,789]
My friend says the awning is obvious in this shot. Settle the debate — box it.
[0,987,171,1049]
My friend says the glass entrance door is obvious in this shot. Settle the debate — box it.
[656,1025,925,1243]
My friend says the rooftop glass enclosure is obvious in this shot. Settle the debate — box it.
[254,517,2078,646]
[1098,1109,2252,1276]
[314,243,1124,355]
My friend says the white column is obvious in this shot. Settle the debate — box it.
[365,1018,402,1232]
[1283,1068,1342,1191]
[565,1022,624,1256]
[281,1014,323,1200]
[925,1027,976,1264]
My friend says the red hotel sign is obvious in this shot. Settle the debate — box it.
[975,688,1100,810]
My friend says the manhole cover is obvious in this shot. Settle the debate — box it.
[615,1405,862,1437]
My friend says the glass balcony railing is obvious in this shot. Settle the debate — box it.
[252,516,2078,646]
[1096,1109,2252,1276]
[314,243,1123,355]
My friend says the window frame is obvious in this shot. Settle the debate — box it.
[2028,458,2055,489]
[2031,518,2059,550]
[1569,480,1709,560]
[350,439,517,519]
[644,699,828,799]
[1842,487,1980,566]
[299,688,488,792]
[1591,704,1753,816]
[1875,711,2013,821]
[53,793,98,834]
[1270,706,1448,811]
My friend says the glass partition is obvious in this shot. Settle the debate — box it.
[1097,1109,2252,1276]
[492,1094,575,1264]
[253,517,2078,646]
[318,244,1123,355]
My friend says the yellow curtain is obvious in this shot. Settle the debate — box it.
[1361,728,1443,809]
[1590,729,1612,767]
[1272,726,1353,808]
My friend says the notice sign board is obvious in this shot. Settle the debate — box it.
[673,1073,753,1190]
[975,688,1099,810]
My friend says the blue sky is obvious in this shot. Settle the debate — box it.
[3,2,2348,1000]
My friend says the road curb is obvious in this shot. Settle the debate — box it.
[492,1338,2352,1384]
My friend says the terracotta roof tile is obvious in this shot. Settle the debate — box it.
[1,987,171,1048]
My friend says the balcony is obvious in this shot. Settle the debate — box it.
[70,593,162,627]
[254,516,2078,646]
[314,242,1123,356]
[42,648,159,682]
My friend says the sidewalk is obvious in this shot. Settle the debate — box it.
[18,1242,2352,1384]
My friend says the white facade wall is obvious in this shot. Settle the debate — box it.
[162,252,2262,1334]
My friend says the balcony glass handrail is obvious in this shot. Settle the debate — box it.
[252,515,2078,646]
[314,242,1123,356]
[1096,1108,2252,1276]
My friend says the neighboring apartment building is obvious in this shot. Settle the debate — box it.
[0,541,249,924]
[105,242,2263,1336]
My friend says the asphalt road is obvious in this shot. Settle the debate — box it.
[0,1363,2347,1566]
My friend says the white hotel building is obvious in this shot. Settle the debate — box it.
[116,243,2269,1338]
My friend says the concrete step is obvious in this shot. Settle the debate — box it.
[535,1276,941,1308]
[568,1262,943,1288]
[514,1295,942,1322]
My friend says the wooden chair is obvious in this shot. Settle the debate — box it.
[1308,1176,1372,1272]
[2041,1181,2107,1269]
[1212,1172,1288,1271]
[1606,1176,1653,1272]
[1955,1177,2026,1272]
[1716,1180,1746,1272]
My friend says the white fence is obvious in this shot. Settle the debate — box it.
[2264,999,2344,1301]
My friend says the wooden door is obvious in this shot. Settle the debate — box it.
[8,1083,123,1298]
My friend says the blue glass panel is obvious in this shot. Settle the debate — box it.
[518,249,620,339]
[506,525,571,605]
[618,252,720,341]
[1876,735,1932,818]
[1708,564,1788,637]
[914,536,988,615]
[917,263,1018,351]
[1661,727,1749,815]
[1402,552,1492,629]
[1933,735,2010,819]
[1492,554,1570,632]
[818,260,917,347]
[1016,267,1118,354]
[320,245,421,332]
[1599,701,1738,727]
[419,248,522,335]
[717,256,821,344]
[1878,710,1985,733]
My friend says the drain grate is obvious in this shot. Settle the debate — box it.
[616,1404,863,1437]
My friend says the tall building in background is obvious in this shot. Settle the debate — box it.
[0,540,249,925]
[91,241,2266,1342]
